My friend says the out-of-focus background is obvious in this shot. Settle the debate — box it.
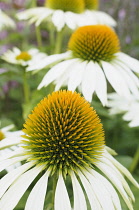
[0,0,139,209]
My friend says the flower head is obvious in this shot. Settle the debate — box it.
[68,25,120,62]
[22,90,104,175]
[0,91,138,210]
[2,47,47,68]
[0,9,15,31]
[27,25,139,106]
[17,0,116,31]
[107,93,139,127]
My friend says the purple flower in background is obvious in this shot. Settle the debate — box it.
[2,81,19,94]
[118,9,126,20]
[0,45,12,56]
[125,35,131,44]
[0,2,11,11]
[0,68,7,74]
[0,30,8,39]
[16,21,26,32]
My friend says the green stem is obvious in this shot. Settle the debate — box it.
[51,173,57,210]
[129,146,139,173]
[36,26,42,49]
[50,26,55,54]
[23,68,30,104]
[54,30,63,54]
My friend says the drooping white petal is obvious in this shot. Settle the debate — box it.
[38,59,75,89]
[0,156,27,173]
[105,150,139,188]
[68,60,87,91]
[1,124,14,132]
[96,161,134,210]
[55,59,79,91]
[52,10,65,31]
[82,61,97,102]
[102,61,130,97]
[94,11,117,27]
[111,61,139,98]
[0,136,21,149]
[0,147,24,162]
[118,52,139,73]
[70,171,87,210]
[65,12,77,30]
[25,170,50,210]
[36,10,52,26]
[0,165,44,210]
[113,59,139,96]
[94,63,107,106]
[27,51,70,71]
[78,170,102,210]
[100,155,135,202]
[55,173,71,210]
[84,170,115,210]
[88,168,121,210]
[0,162,34,198]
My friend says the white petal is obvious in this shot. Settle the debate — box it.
[70,171,87,210]
[105,150,139,188]
[55,59,79,90]
[25,170,50,210]
[65,12,77,30]
[36,10,52,26]
[55,174,71,210]
[102,61,129,97]
[68,60,87,91]
[89,168,121,210]
[94,11,117,26]
[113,59,139,97]
[1,124,14,132]
[94,63,107,106]
[38,59,74,89]
[100,156,135,202]
[0,136,21,149]
[84,170,115,210]
[118,52,139,73]
[27,51,70,71]
[78,170,102,210]
[0,162,34,198]
[0,156,27,173]
[52,10,65,31]
[0,165,44,210]
[0,147,24,162]
[96,161,134,210]
[82,61,97,102]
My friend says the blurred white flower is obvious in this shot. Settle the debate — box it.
[16,0,116,31]
[1,47,47,68]
[0,124,23,172]
[0,9,15,31]
[108,93,139,127]
[0,90,138,210]
[27,25,139,106]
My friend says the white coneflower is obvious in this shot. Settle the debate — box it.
[27,25,139,106]
[1,47,47,68]
[107,93,139,127]
[16,0,116,32]
[0,9,15,31]
[0,90,138,210]
[0,124,23,172]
